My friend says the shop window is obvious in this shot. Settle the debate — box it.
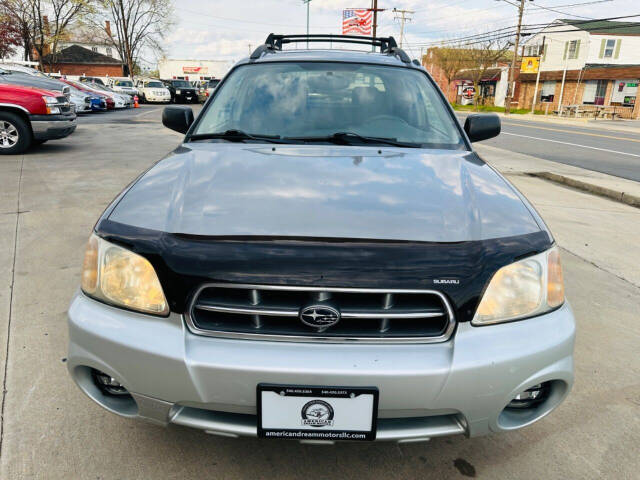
[610,79,638,106]
[541,81,556,102]
[583,80,607,105]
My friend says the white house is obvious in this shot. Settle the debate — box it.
[518,19,640,117]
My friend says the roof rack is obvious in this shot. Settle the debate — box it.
[250,34,412,64]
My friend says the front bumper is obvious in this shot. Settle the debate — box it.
[30,114,77,140]
[68,292,575,442]
[145,93,171,103]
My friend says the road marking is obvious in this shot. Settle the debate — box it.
[502,121,640,143]
[501,132,640,158]
[457,112,640,143]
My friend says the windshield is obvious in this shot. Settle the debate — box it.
[172,80,191,87]
[193,62,464,148]
[146,81,164,88]
[114,80,133,87]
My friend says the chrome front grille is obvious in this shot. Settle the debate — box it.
[185,284,455,343]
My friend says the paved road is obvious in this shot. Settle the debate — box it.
[457,113,640,182]
[0,111,638,479]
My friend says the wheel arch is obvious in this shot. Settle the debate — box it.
[0,104,32,132]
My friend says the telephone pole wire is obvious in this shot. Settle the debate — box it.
[393,8,414,48]
[504,0,526,115]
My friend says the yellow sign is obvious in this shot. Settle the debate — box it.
[520,56,540,74]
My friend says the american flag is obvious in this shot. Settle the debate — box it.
[342,9,372,35]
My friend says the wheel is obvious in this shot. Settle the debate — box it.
[0,112,32,155]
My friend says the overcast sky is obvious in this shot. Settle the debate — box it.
[164,0,639,63]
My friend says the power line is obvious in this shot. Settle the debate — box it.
[415,14,640,47]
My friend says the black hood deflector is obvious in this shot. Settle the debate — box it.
[95,219,552,322]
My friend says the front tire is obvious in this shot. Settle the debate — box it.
[0,112,32,155]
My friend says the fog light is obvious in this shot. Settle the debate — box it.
[92,369,129,396]
[507,382,550,409]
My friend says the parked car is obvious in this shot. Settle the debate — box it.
[68,34,574,443]
[68,87,93,114]
[86,82,133,109]
[205,78,220,98]
[60,79,113,110]
[78,76,106,86]
[162,79,198,103]
[107,77,139,97]
[77,80,131,109]
[134,78,171,103]
[0,67,70,100]
[0,83,76,154]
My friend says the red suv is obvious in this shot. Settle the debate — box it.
[0,83,77,154]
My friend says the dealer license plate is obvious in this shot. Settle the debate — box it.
[257,384,378,441]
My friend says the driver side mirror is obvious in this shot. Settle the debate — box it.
[464,113,501,142]
[162,105,194,134]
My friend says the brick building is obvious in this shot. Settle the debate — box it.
[42,45,124,77]
[423,48,514,106]
[519,19,640,118]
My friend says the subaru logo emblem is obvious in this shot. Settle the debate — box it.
[299,305,341,329]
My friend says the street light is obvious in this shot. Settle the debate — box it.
[303,0,312,49]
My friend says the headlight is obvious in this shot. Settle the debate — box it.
[472,246,564,326]
[42,95,61,114]
[176,89,181,94]
[81,234,169,316]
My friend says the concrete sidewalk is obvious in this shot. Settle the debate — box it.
[475,143,640,208]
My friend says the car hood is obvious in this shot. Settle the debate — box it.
[0,72,65,93]
[107,143,543,242]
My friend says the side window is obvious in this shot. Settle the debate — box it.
[566,40,580,59]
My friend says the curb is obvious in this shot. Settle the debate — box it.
[530,172,640,209]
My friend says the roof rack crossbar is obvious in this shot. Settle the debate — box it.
[264,34,398,53]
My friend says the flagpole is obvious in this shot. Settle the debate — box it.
[303,0,311,49]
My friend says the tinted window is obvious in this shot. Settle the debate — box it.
[194,62,463,148]
[146,81,164,87]
[172,80,191,87]
[114,80,133,87]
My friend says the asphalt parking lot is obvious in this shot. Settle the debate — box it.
[1,105,639,479]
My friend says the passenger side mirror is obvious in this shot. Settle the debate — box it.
[162,106,194,134]
[463,113,501,142]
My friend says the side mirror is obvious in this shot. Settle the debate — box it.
[162,105,194,134]
[464,113,501,142]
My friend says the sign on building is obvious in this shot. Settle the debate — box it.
[520,56,540,74]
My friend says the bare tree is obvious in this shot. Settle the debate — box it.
[1,0,35,61]
[427,45,472,102]
[2,0,92,69]
[463,37,511,109]
[91,0,174,80]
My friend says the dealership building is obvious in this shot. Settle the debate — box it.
[158,59,234,82]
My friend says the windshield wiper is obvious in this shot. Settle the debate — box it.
[285,132,421,148]
[190,129,285,143]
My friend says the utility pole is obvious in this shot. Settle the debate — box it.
[504,0,527,115]
[531,36,545,113]
[370,0,384,39]
[393,8,414,48]
[248,44,252,56]
[303,0,311,48]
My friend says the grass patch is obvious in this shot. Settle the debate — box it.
[451,103,545,115]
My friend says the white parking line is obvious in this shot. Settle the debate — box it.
[501,132,640,158]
